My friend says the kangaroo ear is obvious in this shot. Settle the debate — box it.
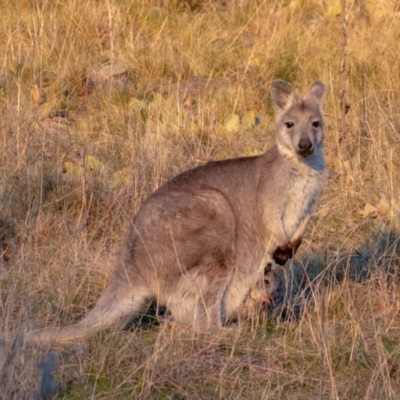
[271,79,297,111]
[308,81,326,103]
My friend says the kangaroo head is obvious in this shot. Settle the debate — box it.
[271,79,326,159]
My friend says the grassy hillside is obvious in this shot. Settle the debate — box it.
[1,0,400,398]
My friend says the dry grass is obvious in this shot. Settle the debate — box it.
[1,0,400,398]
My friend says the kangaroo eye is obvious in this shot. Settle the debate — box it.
[285,122,294,129]
[312,121,321,128]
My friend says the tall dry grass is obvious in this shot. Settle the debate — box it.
[1,0,400,398]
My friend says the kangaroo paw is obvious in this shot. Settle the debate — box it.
[273,242,293,265]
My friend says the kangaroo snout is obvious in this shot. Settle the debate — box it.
[297,136,314,157]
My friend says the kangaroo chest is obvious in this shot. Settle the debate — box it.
[281,169,325,240]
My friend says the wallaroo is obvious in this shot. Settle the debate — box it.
[23,79,327,344]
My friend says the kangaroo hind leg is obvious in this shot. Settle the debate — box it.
[192,260,232,331]
[194,281,227,331]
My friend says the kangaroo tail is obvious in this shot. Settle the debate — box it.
[24,277,148,345]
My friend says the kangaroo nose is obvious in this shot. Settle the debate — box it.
[298,138,313,156]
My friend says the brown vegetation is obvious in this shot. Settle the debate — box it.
[1,0,400,398]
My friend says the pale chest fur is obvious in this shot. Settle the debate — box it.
[281,163,326,240]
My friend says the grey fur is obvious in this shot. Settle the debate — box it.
[25,79,327,343]
[234,263,280,320]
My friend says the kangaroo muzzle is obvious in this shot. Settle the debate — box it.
[297,136,314,157]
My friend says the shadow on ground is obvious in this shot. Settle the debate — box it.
[274,227,400,321]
